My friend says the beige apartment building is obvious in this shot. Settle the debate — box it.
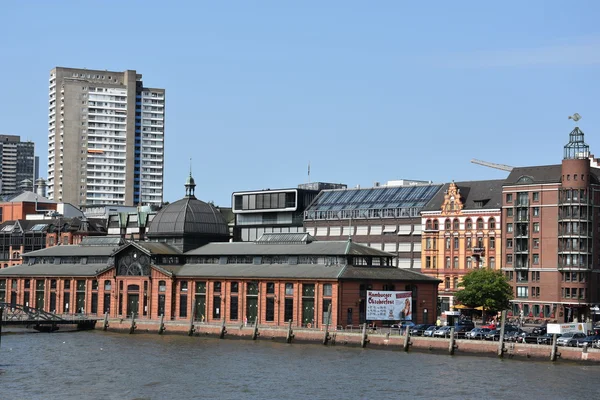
[48,67,165,207]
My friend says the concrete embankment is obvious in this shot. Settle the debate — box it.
[97,319,600,363]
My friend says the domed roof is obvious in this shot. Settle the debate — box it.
[147,196,228,237]
[147,173,228,238]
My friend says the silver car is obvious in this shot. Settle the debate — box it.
[556,332,586,347]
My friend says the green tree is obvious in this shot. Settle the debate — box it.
[455,269,513,316]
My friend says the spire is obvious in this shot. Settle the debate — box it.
[185,158,196,197]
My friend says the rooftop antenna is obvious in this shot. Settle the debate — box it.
[307,161,311,184]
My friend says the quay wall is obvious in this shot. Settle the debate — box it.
[98,319,600,363]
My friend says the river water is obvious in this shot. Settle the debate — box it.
[1,330,599,400]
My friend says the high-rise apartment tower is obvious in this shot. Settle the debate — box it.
[0,135,35,195]
[48,67,165,207]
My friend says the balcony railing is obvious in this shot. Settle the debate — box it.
[472,247,485,255]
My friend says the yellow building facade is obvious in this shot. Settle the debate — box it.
[420,180,504,313]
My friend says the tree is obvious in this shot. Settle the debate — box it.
[455,269,513,317]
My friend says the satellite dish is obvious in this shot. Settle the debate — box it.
[568,113,582,122]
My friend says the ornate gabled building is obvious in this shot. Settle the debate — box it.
[420,180,504,312]
[502,125,600,323]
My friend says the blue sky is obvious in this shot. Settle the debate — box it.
[1,1,600,206]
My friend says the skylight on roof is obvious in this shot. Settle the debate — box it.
[31,224,48,231]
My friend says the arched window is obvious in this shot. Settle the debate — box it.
[476,218,484,230]
[104,280,112,290]
[453,218,459,230]
[465,218,472,230]
[445,277,450,289]
[445,219,451,230]
[445,257,451,268]
[489,218,496,229]
[489,257,496,269]
[453,257,459,268]
[159,280,166,292]
[426,219,432,230]
[433,220,439,230]
[466,257,472,269]
[453,277,459,289]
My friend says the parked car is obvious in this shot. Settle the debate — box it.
[556,332,587,347]
[410,324,435,336]
[455,321,475,331]
[504,325,521,333]
[532,326,547,335]
[577,335,600,348]
[537,333,554,345]
[481,323,497,330]
[467,328,491,340]
[454,325,473,339]
[423,325,438,337]
[433,326,453,338]
[517,333,541,344]
[505,329,525,342]
[484,329,502,341]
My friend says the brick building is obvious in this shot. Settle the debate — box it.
[502,126,600,323]
[0,176,440,326]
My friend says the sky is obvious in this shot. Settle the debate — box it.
[1,1,600,206]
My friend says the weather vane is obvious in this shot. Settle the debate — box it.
[568,113,581,124]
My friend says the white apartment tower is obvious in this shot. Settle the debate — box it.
[48,67,165,207]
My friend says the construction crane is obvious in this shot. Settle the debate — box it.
[470,159,514,172]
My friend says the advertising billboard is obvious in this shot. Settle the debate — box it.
[547,322,591,334]
[366,291,412,321]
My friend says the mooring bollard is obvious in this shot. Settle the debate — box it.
[158,314,165,334]
[252,319,260,340]
[0,306,4,349]
[550,334,560,361]
[219,318,227,339]
[188,303,196,336]
[286,320,295,344]
[360,323,369,348]
[497,310,507,358]
[448,327,457,355]
[102,312,109,331]
[129,313,136,334]
[323,303,332,345]
[403,326,412,352]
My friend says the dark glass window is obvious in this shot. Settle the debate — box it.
[195,281,206,294]
[303,284,315,297]
[266,297,275,321]
[231,282,239,293]
[214,282,222,293]
[266,282,275,294]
